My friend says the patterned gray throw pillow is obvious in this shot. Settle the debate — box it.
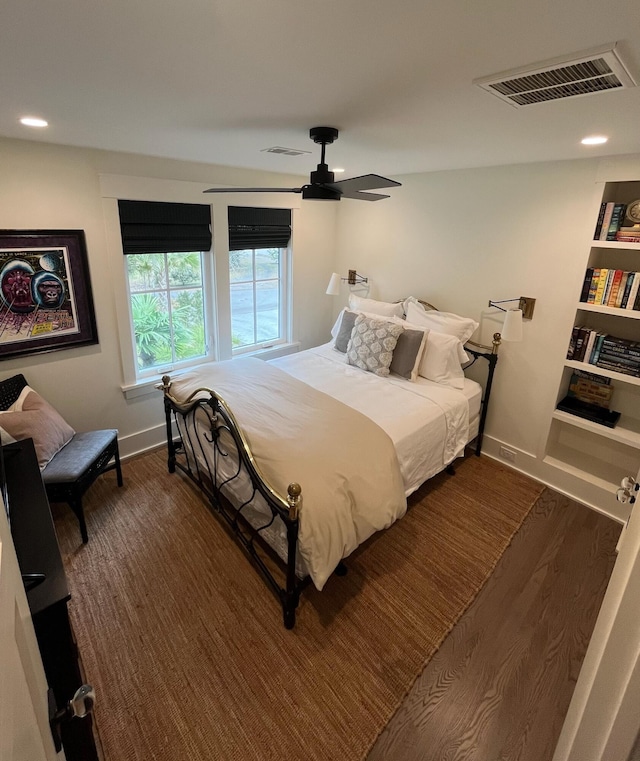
[346,314,404,376]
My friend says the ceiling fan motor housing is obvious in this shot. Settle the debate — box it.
[310,164,335,185]
[302,184,341,201]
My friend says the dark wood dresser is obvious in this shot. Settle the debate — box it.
[5,437,100,760]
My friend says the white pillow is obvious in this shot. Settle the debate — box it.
[348,294,404,319]
[420,331,469,389]
[392,317,469,388]
[405,301,478,344]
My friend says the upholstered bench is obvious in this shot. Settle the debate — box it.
[0,373,123,543]
[41,429,122,543]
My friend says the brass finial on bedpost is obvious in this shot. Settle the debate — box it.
[287,483,302,520]
[160,374,172,393]
[492,333,502,355]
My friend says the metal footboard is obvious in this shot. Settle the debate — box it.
[159,375,308,629]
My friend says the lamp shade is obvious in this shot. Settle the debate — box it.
[326,272,341,296]
[501,308,523,342]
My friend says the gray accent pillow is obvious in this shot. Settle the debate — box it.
[346,314,403,377]
[334,310,359,353]
[390,328,428,381]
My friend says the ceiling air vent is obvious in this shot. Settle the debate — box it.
[474,44,637,107]
[261,146,311,156]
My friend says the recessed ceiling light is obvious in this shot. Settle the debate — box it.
[332,167,345,173]
[581,135,608,145]
[20,116,48,128]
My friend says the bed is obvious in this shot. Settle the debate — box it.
[159,297,500,628]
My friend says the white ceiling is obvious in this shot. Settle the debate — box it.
[2,0,640,181]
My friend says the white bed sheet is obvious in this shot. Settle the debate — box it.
[271,342,482,496]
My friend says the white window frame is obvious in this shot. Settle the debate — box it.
[99,174,299,397]
[230,244,290,356]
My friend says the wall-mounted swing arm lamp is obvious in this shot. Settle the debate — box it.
[488,296,536,342]
[326,270,368,295]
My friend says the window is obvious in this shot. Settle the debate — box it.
[125,251,208,372]
[230,248,285,351]
[117,200,293,383]
[118,200,213,379]
[228,206,291,354]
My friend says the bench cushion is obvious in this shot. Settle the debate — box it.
[42,429,118,483]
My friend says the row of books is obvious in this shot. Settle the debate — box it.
[567,328,640,377]
[579,268,640,310]
[593,202,627,241]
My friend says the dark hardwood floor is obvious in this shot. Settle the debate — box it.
[367,488,621,761]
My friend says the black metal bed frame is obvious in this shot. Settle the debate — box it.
[159,332,500,630]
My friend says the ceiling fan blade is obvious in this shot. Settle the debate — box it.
[335,189,391,201]
[326,174,401,193]
[203,187,302,194]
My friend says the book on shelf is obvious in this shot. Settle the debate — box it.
[615,225,640,243]
[606,203,627,241]
[619,272,634,308]
[582,330,598,364]
[606,269,624,306]
[594,268,609,304]
[598,203,615,241]
[567,325,584,360]
[601,335,640,350]
[587,267,601,303]
[557,394,621,428]
[595,360,640,377]
[593,202,607,240]
[626,273,640,310]
[579,267,594,303]
[597,352,640,370]
[590,332,607,364]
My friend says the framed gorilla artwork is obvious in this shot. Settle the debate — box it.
[0,230,98,359]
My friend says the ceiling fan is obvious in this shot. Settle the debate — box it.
[203,127,401,201]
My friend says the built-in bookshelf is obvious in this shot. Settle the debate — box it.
[545,180,640,516]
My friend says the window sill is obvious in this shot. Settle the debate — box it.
[121,342,301,400]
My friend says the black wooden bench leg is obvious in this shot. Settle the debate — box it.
[114,442,123,487]
[69,498,89,544]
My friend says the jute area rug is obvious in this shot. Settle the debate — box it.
[53,449,543,761]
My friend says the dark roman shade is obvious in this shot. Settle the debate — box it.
[118,200,212,255]
[228,206,291,251]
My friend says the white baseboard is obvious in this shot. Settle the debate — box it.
[118,423,166,460]
[481,435,627,524]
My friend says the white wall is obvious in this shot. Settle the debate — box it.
[0,137,337,457]
[1,135,637,517]
[333,157,635,519]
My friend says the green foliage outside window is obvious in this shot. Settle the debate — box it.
[127,252,206,370]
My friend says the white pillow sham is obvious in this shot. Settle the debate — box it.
[392,317,469,389]
[348,294,404,319]
[405,301,478,344]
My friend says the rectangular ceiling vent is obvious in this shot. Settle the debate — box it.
[475,44,637,107]
[261,146,311,156]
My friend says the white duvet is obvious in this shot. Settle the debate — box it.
[167,345,477,590]
[271,343,472,495]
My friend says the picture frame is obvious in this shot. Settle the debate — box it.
[0,229,98,359]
